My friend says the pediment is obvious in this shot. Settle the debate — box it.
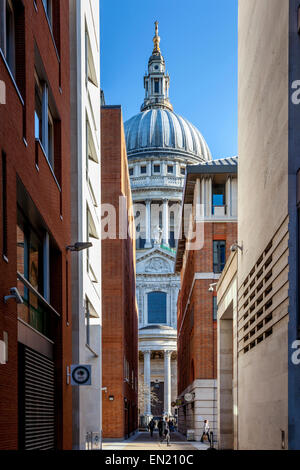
[136,247,175,274]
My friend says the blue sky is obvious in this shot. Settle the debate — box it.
[100,0,238,159]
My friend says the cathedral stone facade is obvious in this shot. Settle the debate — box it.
[124,22,212,424]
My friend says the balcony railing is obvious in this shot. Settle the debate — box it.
[131,175,184,190]
[17,272,60,341]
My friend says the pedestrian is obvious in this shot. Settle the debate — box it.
[200,419,210,443]
[148,418,155,437]
[158,417,163,439]
[161,417,171,446]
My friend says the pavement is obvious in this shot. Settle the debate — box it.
[103,431,210,451]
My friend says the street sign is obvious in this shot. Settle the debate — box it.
[70,365,91,386]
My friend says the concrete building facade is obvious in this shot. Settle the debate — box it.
[0,0,72,449]
[124,23,212,424]
[69,0,102,450]
[175,158,238,441]
[101,106,139,440]
[216,0,300,450]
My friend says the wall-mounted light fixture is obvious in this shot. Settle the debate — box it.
[4,287,24,304]
[109,395,114,401]
[230,242,243,253]
[66,242,93,252]
[208,283,218,293]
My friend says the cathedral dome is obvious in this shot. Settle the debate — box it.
[124,108,212,162]
[124,22,212,164]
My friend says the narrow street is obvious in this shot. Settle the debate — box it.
[103,432,210,451]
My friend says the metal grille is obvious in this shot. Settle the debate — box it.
[23,347,55,450]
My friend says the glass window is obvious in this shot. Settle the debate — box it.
[153,164,160,173]
[35,80,42,140]
[34,73,56,169]
[43,0,52,26]
[0,0,16,76]
[17,212,43,293]
[213,240,226,273]
[136,237,146,250]
[212,184,226,212]
[169,211,175,248]
[154,79,159,94]
[148,292,167,324]
[167,165,174,174]
[2,152,7,258]
[213,296,218,321]
[181,167,186,176]
[140,166,147,174]
[129,168,134,176]
[48,109,54,168]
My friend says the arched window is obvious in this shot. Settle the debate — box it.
[147,292,167,324]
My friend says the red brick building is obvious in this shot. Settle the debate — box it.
[175,158,238,441]
[0,0,72,449]
[101,106,138,440]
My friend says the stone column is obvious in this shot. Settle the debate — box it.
[144,350,151,416]
[164,350,172,416]
[162,198,169,246]
[145,200,152,248]
[226,176,232,217]
[208,177,212,216]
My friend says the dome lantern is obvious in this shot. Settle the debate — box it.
[141,22,173,112]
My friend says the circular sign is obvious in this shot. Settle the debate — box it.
[184,393,194,403]
[72,366,91,385]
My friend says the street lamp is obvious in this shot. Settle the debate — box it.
[66,242,93,252]
[4,287,24,304]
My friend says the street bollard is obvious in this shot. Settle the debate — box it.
[206,431,217,451]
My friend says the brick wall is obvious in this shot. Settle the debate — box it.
[101,107,138,439]
[178,222,237,395]
[0,0,71,449]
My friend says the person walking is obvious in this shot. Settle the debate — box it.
[161,417,171,446]
[158,417,163,439]
[200,419,210,443]
[148,418,155,438]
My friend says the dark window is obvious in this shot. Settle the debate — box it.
[129,168,134,176]
[140,166,147,174]
[0,1,25,98]
[213,296,218,321]
[181,167,186,176]
[17,211,44,294]
[16,210,53,338]
[148,292,167,324]
[86,298,91,346]
[0,0,16,76]
[154,79,159,94]
[213,240,226,273]
[2,152,7,258]
[167,165,174,174]
[153,164,160,173]
[169,211,175,248]
[136,237,146,250]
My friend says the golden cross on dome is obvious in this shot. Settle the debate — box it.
[153,20,161,54]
